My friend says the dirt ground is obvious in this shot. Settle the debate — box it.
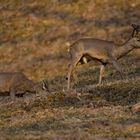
[0,0,140,140]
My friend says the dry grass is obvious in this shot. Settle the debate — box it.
[0,0,140,139]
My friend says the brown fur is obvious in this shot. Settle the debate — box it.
[0,72,49,99]
[67,37,140,90]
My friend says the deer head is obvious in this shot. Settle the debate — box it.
[34,80,50,93]
[42,80,50,92]
[128,37,140,48]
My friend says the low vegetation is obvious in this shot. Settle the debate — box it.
[0,0,140,139]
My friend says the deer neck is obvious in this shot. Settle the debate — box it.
[114,41,134,60]
[32,81,41,90]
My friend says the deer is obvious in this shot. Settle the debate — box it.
[67,24,140,90]
[0,72,49,100]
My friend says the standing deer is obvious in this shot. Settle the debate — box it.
[67,24,140,90]
[0,72,49,100]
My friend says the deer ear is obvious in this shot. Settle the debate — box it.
[131,24,136,28]
[131,24,136,37]
[131,24,139,29]
[131,24,139,37]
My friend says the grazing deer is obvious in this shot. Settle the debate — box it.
[0,72,49,100]
[67,24,140,90]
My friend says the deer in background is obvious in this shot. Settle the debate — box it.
[0,72,49,100]
[67,24,140,90]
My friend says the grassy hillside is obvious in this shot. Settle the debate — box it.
[0,0,140,79]
[0,0,140,139]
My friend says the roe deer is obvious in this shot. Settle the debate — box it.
[0,72,49,100]
[79,24,140,65]
[67,25,140,90]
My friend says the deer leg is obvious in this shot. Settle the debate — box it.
[67,63,78,82]
[10,87,16,100]
[67,56,82,90]
[72,56,88,80]
[98,64,105,85]
[111,60,124,79]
